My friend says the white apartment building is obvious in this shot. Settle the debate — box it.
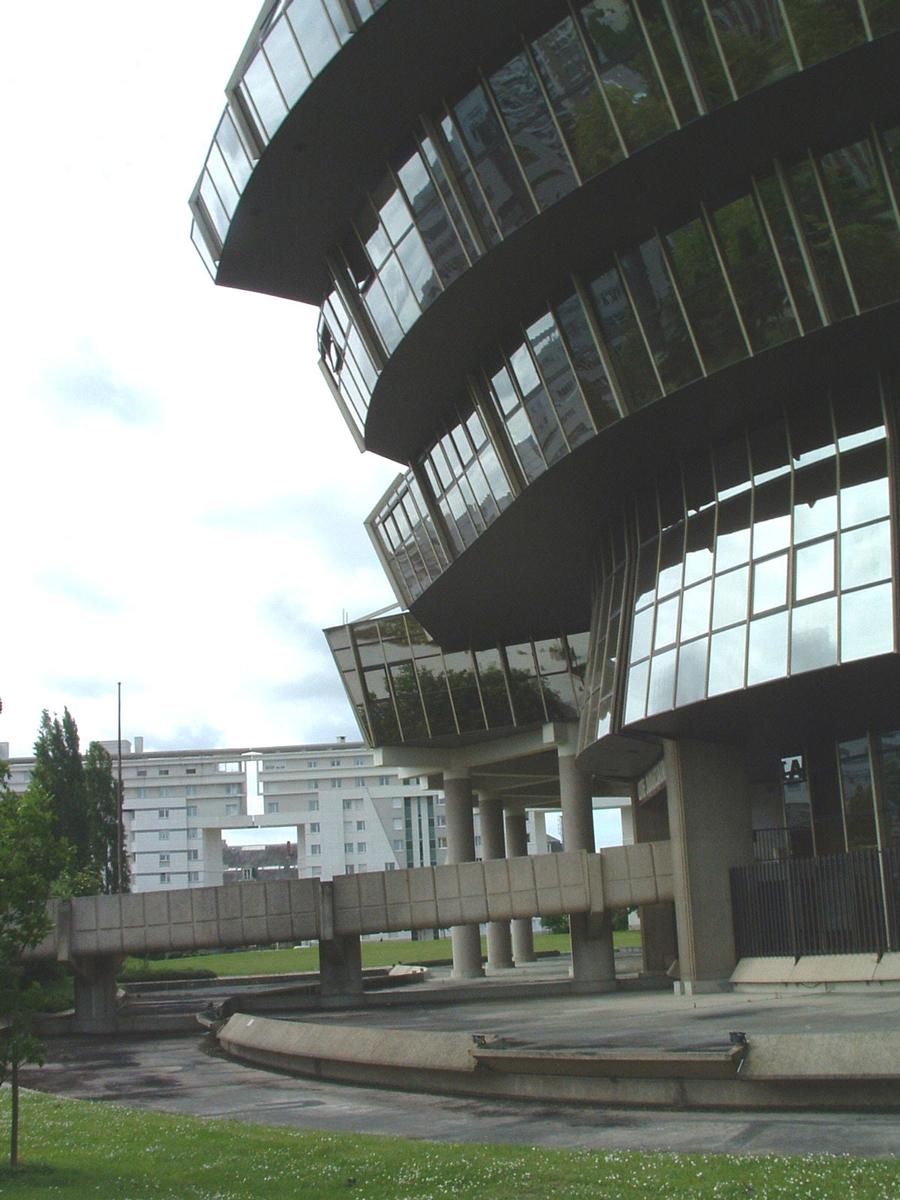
[3,738,551,893]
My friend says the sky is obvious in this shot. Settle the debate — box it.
[2,1,401,761]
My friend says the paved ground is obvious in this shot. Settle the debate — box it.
[22,967,900,1159]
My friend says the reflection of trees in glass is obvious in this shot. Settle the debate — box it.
[571,91,623,177]
[363,656,577,745]
[712,193,797,350]
[879,744,900,844]
[781,0,865,67]
[579,0,674,150]
[819,144,900,310]
[669,0,732,108]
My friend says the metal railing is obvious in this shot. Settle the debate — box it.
[731,847,899,958]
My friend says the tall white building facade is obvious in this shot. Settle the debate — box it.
[4,738,551,893]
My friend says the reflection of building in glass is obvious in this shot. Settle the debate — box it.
[195,2,900,985]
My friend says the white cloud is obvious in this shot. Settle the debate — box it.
[1,3,398,757]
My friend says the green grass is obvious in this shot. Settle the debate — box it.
[0,1089,895,1198]
[119,930,641,979]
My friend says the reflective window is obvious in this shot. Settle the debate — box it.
[578,0,675,151]
[705,0,797,93]
[619,238,701,390]
[531,15,623,179]
[488,51,577,208]
[397,150,469,289]
[818,139,900,310]
[666,218,747,370]
[781,0,866,67]
[618,384,894,724]
[785,155,855,321]
[451,84,534,237]
[710,192,799,351]
[420,406,513,555]
[838,737,878,849]
[669,0,733,108]
[371,476,450,606]
[589,266,660,408]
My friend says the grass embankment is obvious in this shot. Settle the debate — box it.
[119,929,641,979]
[1,1091,895,1199]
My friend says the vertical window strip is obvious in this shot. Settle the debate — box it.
[564,0,630,159]
[612,251,667,396]
[806,151,862,317]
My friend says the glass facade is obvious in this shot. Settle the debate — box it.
[191,0,380,268]
[838,732,900,851]
[317,0,899,420]
[620,379,894,726]
[366,126,900,603]
[325,613,587,746]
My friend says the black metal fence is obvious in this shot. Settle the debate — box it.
[731,847,900,957]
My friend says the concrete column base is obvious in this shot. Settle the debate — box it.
[72,957,121,1034]
[673,978,733,996]
[450,925,484,978]
[569,911,616,986]
[319,934,363,1001]
[486,921,514,970]
[511,917,535,964]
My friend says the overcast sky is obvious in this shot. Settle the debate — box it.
[2,2,402,760]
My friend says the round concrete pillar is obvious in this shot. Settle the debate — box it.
[558,751,614,989]
[444,774,484,979]
[503,809,535,964]
[479,795,513,970]
[559,753,595,853]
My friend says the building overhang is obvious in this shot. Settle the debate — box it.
[578,653,900,785]
[214,0,554,305]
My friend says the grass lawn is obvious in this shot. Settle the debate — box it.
[0,1090,895,1199]
[120,930,641,979]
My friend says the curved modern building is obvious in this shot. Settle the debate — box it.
[194,1,900,987]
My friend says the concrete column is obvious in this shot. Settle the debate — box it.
[318,934,363,1005]
[632,788,677,976]
[72,956,122,1033]
[444,773,484,979]
[559,751,615,989]
[317,880,364,1003]
[478,795,513,970]
[504,810,535,963]
[664,737,754,992]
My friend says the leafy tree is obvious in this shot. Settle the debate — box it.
[0,773,70,1167]
[84,742,128,894]
[32,709,128,894]
[32,709,88,866]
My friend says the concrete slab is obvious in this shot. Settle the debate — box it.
[874,952,900,982]
[731,957,796,985]
[791,954,879,984]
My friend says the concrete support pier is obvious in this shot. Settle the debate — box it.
[559,749,615,989]
[319,935,363,1004]
[504,809,535,963]
[632,790,677,976]
[72,956,121,1034]
[444,773,484,979]
[663,738,754,992]
[479,795,514,969]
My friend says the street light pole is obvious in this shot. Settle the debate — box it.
[116,681,124,891]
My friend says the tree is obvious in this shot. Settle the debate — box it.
[0,774,69,1167]
[32,710,128,894]
[84,742,128,894]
